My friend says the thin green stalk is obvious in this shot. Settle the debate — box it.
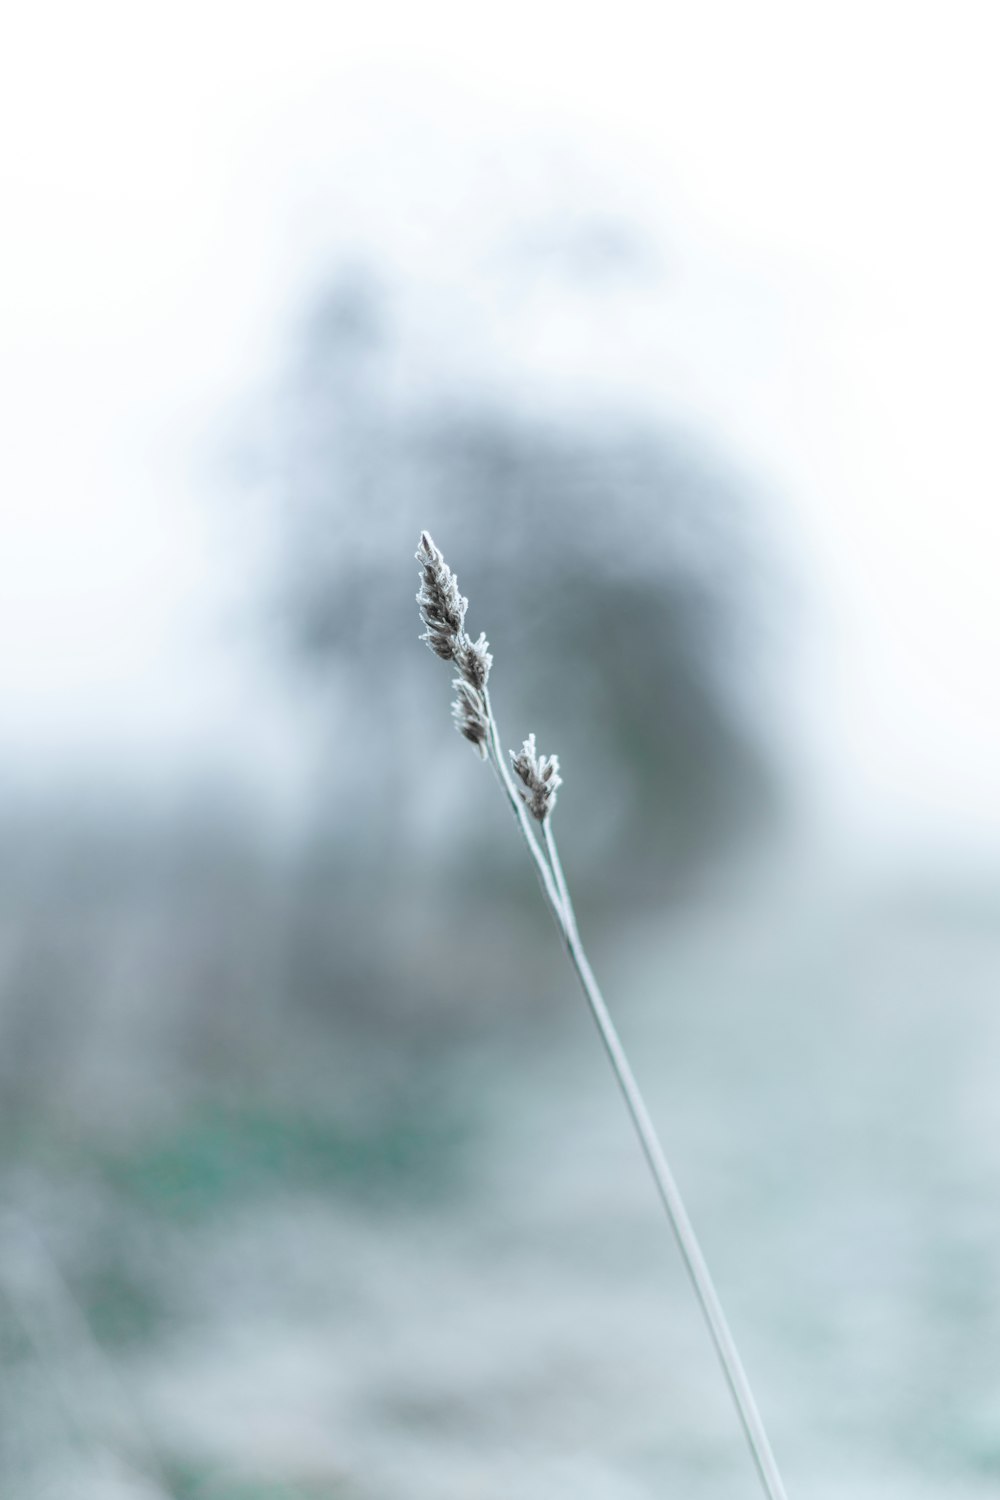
[541,815,578,942]
[487,695,787,1497]
[541,817,788,1500]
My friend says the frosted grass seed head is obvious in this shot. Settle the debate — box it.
[451,679,490,759]
[416,530,468,662]
[416,532,494,760]
[510,733,562,821]
[455,630,492,692]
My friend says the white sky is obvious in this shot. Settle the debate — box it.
[1,1,999,855]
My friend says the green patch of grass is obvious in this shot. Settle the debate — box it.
[163,1458,362,1499]
[99,1097,471,1224]
[75,1255,163,1346]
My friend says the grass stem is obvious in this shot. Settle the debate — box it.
[417,532,788,1499]
[540,820,788,1500]
[496,706,787,1500]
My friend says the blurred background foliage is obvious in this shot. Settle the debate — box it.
[0,247,775,1135]
[251,264,775,1032]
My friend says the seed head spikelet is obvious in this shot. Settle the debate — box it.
[416,530,468,661]
[409,529,790,1500]
[416,533,494,760]
[451,679,489,758]
[510,733,562,821]
[455,630,492,692]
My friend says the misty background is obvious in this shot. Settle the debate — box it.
[2,5,1000,1498]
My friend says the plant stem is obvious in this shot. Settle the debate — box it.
[543,824,787,1500]
[487,695,788,1500]
[541,816,579,942]
[481,687,565,917]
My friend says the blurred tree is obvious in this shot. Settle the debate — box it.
[254,264,774,1031]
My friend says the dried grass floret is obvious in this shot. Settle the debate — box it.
[416,530,467,660]
[451,679,489,758]
[510,733,562,821]
[455,630,492,691]
[418,533,493,760]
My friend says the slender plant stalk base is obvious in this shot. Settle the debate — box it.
[545,831,787,1500]
[485,695,788,1500]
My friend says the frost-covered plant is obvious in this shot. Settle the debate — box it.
[510,733,561,822]
[414,531,789,1500]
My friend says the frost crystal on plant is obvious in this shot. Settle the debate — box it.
[510,733,562,821]
[455,630,492,691]
[452,679,489,758]
[416,530,467,661]
[416,532,491,718]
